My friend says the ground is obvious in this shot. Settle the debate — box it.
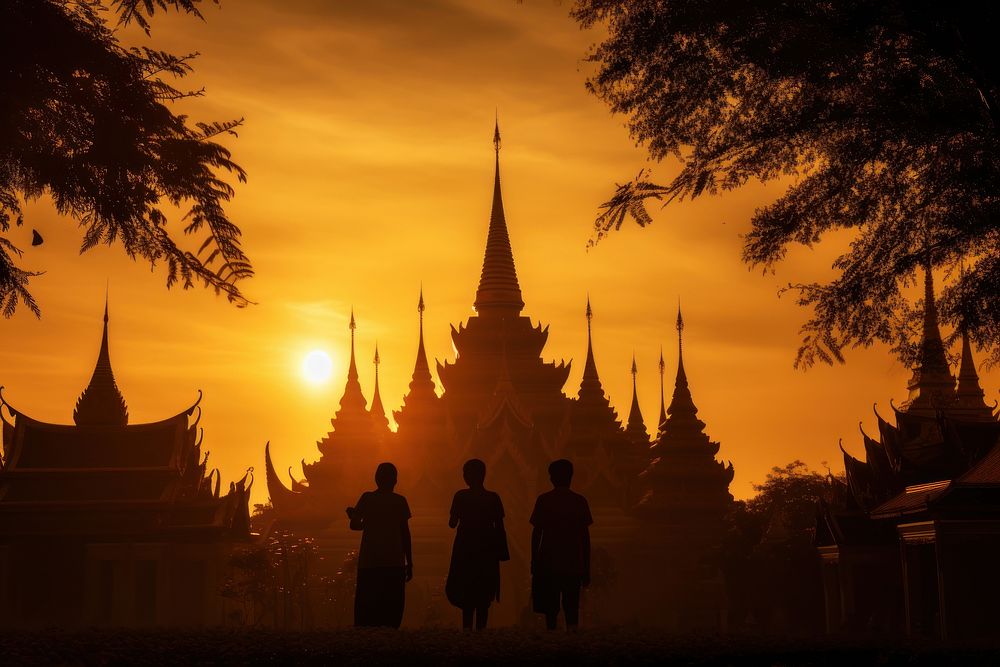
[4,628,1000,666]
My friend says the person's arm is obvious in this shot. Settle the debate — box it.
[347,495,365,531]
[582,525,591,587]
[401,520,413,581]
[448,492,459,529]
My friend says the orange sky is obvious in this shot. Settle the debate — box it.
[2,0,996,504]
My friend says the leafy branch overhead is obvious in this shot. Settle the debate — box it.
[575,1,1000,367]
[0,0,251,316]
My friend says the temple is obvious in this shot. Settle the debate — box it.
[816,267,1000,640]
[0,302,252,627]
[264,124,734,627]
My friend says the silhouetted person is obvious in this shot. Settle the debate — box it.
[445,458,510,630]
[346,462,413,628]
[530,459,593,631]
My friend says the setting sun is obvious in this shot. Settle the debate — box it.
[302,350,334,384]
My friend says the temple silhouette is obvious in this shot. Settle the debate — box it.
[264,125,736,628]
[0,302,252,627]
[817,267,1000,640]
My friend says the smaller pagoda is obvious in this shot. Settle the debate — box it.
[636,306,734,523]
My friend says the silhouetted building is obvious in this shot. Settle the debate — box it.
[816,268,1000,640]
[0,303,251,628]
[265,124,733,628]
[634,306,735,630]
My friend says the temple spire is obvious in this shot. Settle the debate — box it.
[625,354,649,444]
[658,346,667,428]
[903,263,956,413]
[474,119,524,316]
[408,287,435,394]
[370,343,389,432]
[955,328,994,419]
[578,296,605,400]
[668,303,698,417]
[336,308,367,417]
[74,297,129,427]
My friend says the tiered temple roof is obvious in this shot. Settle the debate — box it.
[835,267,1000,514]
[0,304,250,538]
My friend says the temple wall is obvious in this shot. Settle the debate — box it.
[0,538,235,628]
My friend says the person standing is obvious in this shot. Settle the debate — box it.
[529,459,593,631]
[346,462,413,628]
[445,458,510,630]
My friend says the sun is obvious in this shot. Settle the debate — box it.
[302,350,333,385]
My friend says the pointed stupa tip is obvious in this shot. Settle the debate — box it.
[474,119,524,315]
[586,295,593,324]
[659,346,665,375]
[418,285,425,315]
[350,307,356,331]
[494,114,501,153]
[73,299,129,427]
[374,344,380,368]
[631,354,638,377]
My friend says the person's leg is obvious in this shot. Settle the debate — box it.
[354,568,372,627]
[462,608,474,630]
[388,566,406,629]
[475,605,489,630]
[563,575,582,631]
[545,612,558,631]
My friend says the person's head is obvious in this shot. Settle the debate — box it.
[548,459,574,488]
[374,462,398,491]
[462,458,486,488]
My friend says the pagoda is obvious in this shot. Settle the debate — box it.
[392,289,450,509]
[564,299,646,509]
[817,266,1000,640]
[0,302,251,628]
[637,306,735,523]
[435,121,572,520]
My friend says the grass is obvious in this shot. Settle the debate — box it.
[4,628,1000,666]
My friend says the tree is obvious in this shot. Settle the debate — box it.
[573,1,1000,366]
[724,461,837,633]
[0,0,251,317]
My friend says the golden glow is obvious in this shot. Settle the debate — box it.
[2,1,997,508]
[302,350,334,385]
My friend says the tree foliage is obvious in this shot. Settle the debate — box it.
[0,0,251,316]
[574,1,1000,367]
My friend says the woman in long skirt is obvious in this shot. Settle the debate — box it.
[445,458,509,630]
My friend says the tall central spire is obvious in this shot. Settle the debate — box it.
[74,298,129,427]
[474,119,524,317]
[625,354,649,444]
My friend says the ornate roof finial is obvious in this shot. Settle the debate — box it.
[493,113,501,155]
[74,298,129,427]
[474,120,524,316]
